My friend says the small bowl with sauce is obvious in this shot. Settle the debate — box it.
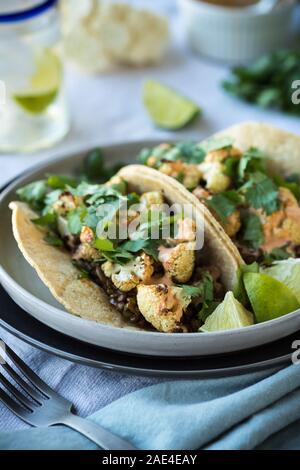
[178,0,298,63]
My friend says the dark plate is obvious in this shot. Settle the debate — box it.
[0,285,295,377]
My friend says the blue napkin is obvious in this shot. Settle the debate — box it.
[1,364,300,449]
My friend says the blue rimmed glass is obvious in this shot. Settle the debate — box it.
[0,0,69,153]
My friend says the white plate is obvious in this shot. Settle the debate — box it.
[1,141,300,357]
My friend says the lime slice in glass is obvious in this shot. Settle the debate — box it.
[200,291,254,332]
[143,80,201,129]
[262,258,300,303]
[13,49,62,114]
[244,272,300,323]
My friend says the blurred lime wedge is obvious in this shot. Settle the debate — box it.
[262,259,300,303]
[13,49,62,114]
[244,272,300,323]
[200,291,254,332]
[143,80,200,129]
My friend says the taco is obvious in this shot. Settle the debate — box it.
[10,165,241,333]
[138,122,300,266]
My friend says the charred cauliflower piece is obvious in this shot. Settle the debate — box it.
[282,218,300,245]
[72,243,100,262]
[137,284,191,332]
[80,226,94,244]
[140,191,164,209]
[259,187,300,251]
[198,147,241,194]
[279,186,298,207]
[159,161,202,190]
[222,211,241,238]
[52,191,82,216]
[102,253,154,292]
[198,161,231,193]
[159,242,196,283]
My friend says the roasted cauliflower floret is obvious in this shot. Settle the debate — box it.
[259,187,300,251]
[222,211,241,238]
[136,284,191,332]
[72,243,100,262]
[140,190,164,209]
[159,161,202,190]
[80,226,94,244]
[198,161,231,193]
[204,147,241,164]
[102,253,154,292]
[282,217,300,245]
[279,187,298,208]
[52,191,82,216]
[158,242,196,283]
[198,147,241,194]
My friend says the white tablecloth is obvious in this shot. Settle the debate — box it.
[0,0,299,433]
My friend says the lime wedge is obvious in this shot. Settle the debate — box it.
[200,291,254,332]
[13,49,62,114]
[143,80,201,130]
[244,272,300,323]
[262,259,300,303]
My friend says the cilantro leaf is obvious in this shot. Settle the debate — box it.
[16,180,48,209]
[47,174,77,189]
[200,136,234,153]
[262,247,291,266]
[121,239,159,260]
[83,148,124,182]
[94,238,115,252]
[138,148,152,164]
[242,212,264,249]
[67,207,87,235]
[206,191,240,223]
[237,147,266,181]
[180,285,203,299]
[243,172,279,215]
[32,212,57,227]
[43,234,64,247]
[175,142,206,164]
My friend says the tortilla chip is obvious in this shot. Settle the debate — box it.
[9,201,135,328]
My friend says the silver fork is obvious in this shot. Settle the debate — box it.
[0,341,136,450]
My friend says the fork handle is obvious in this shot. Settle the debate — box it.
[61,413,136,450]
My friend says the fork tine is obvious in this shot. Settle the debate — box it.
[0,372,35,410]
[2,343,55,398]
[1,362,44,404]
[0,387,32,422]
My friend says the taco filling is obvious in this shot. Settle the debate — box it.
[138,139,300,264]
[15,175,226,333]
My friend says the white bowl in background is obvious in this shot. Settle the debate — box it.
[178,0,298,64]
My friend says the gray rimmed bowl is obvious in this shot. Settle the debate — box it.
[1,140,300,357]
